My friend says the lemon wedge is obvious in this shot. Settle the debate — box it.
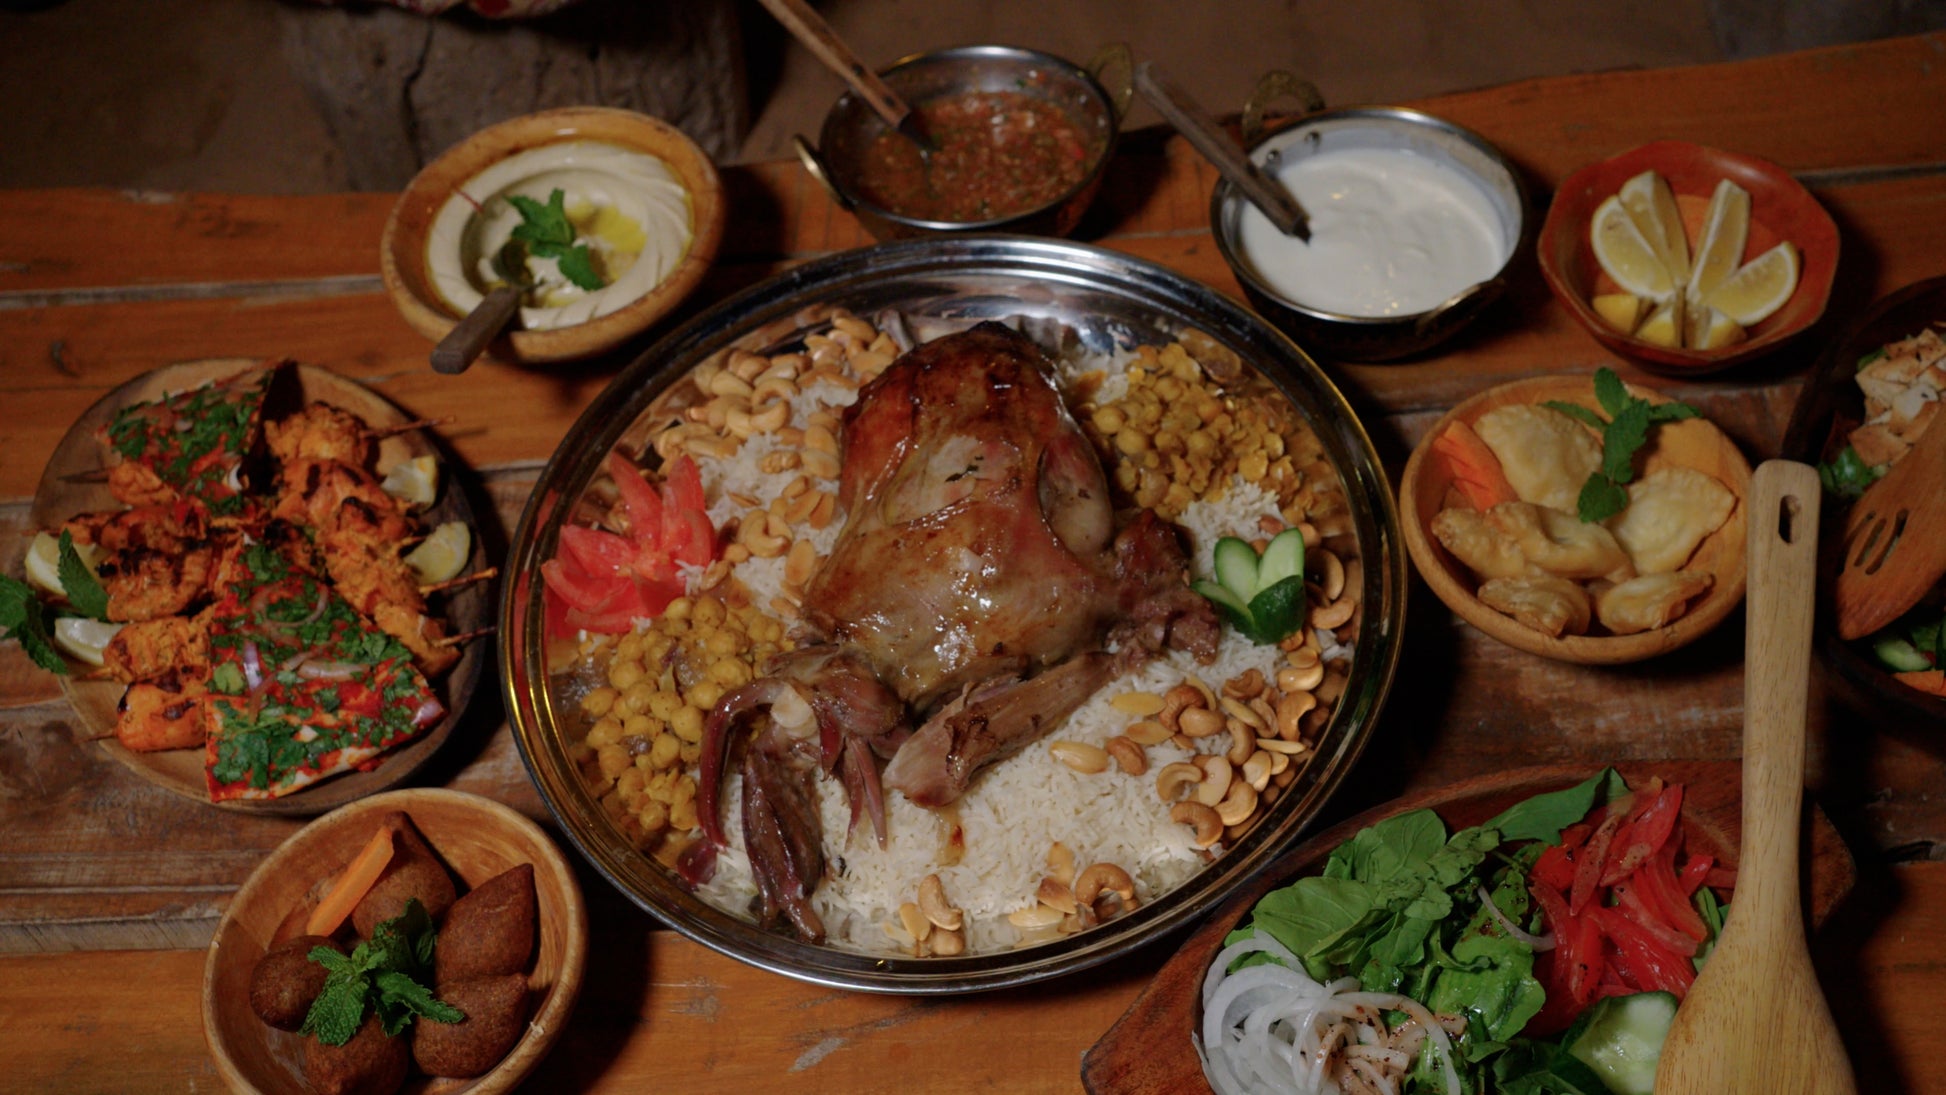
[1704,240,1799,326]
[53,617,123,667]
[1636,295,1685,348]
[406,521,472,585]
[381,455,440,509]
[24,531,102,599]
[1591,195,1679,302]
[1686,178,1751,308]
[1592,292,1649,334]
[1617,170,1690,289]
[1685,303,1748,350]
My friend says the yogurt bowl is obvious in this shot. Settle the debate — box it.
[1211,106,1530,363]
[383,107,725,365]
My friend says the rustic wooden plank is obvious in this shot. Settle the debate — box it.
[3,860,1941,1093]
[1404,32,1946,182]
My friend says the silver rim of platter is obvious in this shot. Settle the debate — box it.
[501,235,1407,993]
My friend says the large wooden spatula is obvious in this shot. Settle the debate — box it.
[1655,460,1854,1092]
[1834,416,1946,639]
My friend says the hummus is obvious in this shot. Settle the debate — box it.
[429,140,693,331]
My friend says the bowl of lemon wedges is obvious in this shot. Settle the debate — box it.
[1538,140,1838,373]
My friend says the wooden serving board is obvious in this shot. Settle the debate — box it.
[28,359,494,816]
[1080,760,1856,1094]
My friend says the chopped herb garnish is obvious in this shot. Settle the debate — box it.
[301,899,463,1046]
[0,575,67,675]
[1817,445,1886,500]
[1561,368,1702,523]
[507,189,607,292]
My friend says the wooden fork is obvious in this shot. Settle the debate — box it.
[1834,416,1946,640]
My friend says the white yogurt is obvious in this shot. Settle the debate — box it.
[428,140,694,331]
[1237,146,1509,318]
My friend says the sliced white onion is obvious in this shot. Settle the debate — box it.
[295,659,361,681]
[1477,884,1556,950]
[241,640,264,693]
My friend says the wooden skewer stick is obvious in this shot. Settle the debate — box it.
[434,626,496,648]
[364,416,451,440]
[419,567,499,596]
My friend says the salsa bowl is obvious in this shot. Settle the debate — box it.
[797,45,1126,241]
[501,236,1406,992]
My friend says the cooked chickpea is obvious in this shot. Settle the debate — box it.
[580,686,618,717]
[608,660,644,691]
[586,717,623,749]
[649,731,681,770]
[687,680,725,711]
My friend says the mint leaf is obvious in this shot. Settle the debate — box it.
[375,970,465,1033]
[1542,400,1607,430]
[1601,401,1652,485]
[0,576,68,675]
[57,531,110,621]
[1647,401,1700,423]
[507,190,576,250]
[1577,474,1630,524]
[300,899,455,1046]
[1592,367,1631,417]
[554,244,606,290]
[300,961,369,1046]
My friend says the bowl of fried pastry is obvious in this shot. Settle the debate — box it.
[1401,372,1750,664]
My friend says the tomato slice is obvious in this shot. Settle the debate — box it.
[606,451,665,546]
[1611,879,1699,957]
[1679,851,1715,895]
[558,524,636,575]
[1571,811,1624,915]
[662,454,707,515]
[1533,843,1578,891]
[540,556,620,610]
[1642,842,1710,941]
[1592,904,1695,998]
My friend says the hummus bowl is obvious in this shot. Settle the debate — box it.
[382,107,725,365]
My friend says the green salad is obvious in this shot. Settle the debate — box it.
[1197,770,1729,1095]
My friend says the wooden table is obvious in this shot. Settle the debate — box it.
[3,32,1944,1093]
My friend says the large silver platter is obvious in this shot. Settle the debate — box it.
[501,236,1405,993]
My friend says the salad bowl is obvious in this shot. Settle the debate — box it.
[1081,760,1853,1093]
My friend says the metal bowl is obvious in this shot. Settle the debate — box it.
[1211,106,1531,363]
[501,236,1406,993]
[797,45,1125,241]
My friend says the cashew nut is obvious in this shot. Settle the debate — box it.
[929,927,966,957]
[1310,597,1356,630]
[1216,779,1260,827]
[1275,690,1318,740]
[1220,696,1267,732]
[1105,735,1147,776]
[1074,862,1137,908]
[898,901,933,944]
[1224,727,1255,766]
[1156,761,1202,802]
[1172,801,1223,847]
[1178,706,1226,738]
[1279,658,1325,693]
[1109,690,1166,717]
[1007,902,1066,929]
[1312,547,1345,602]
[1047,841,1076,885]
[1157,683,1202,732]
[1036,876,1079,915]
[1242,750,1275,792]
[1193,755,1234,807]
[1049,740,1110,774]
[918,873,963,931]
[1256,736,1308,755]
[1221,668,1266,701]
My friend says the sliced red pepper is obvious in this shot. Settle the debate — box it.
[1679,851,1715,896]
[1533,843,1578,891]
[1592,904,1695,998]
[1611,879,1699,957]
[1600,783,1685,885]
[1571,811,1624,915]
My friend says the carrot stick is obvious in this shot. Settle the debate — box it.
[305,823,396,937]
[1431,420,1519,510]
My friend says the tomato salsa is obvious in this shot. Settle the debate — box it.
[857,90,1094,223]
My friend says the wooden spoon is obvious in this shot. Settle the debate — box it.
[431,240,531,375]
[755,0,930,149]
[1132,60,1311,240]
[1834,414,1946,639]
[1655,459,1855,1093]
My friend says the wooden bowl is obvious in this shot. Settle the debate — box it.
[381,106,725,365]
[1400,375,1751,664]
[1781,274,1946,729]
[1081,760,1856,1094]
[1538,140,1838,375]
[203,789,588,1094]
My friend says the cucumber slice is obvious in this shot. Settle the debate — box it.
[1211,537,1263,600]
[1256,528,1306,588]
[1192,579,1251,622]
[1873,635,1932,673]
[1561,991,1678,1095]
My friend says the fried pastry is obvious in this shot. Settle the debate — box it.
[1478,575,1593,637]
[1606,467,1735,574]
[1473,404,1603,513]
